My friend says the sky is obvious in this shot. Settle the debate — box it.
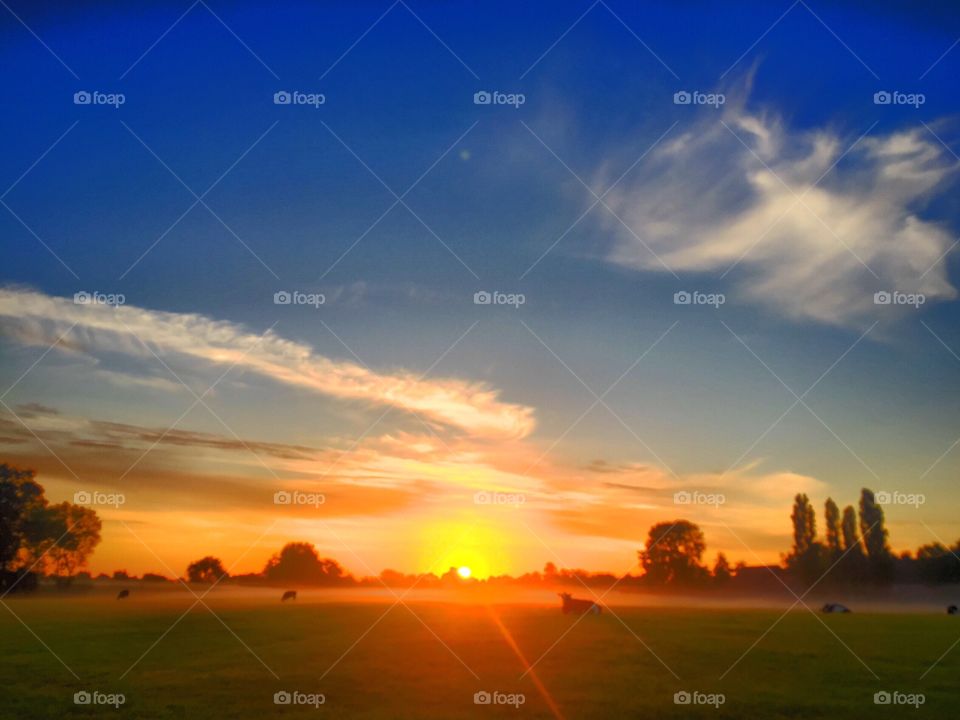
[0,0,959,579]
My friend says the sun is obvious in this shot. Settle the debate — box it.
[457,566,472,579]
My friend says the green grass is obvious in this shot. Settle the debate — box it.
[1,592,957,719]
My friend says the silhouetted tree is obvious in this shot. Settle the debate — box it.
[263,542,350,585]
[791,494,817,557]
[41,503,101,583]
[824,498,841,559]
[785,494,825,583]
[0,464,101,590]
[187,556,228,584]
[713,553,732,584]
[837,504,868,583]
[915,542,960,583]
[859,488,893,582]
[0,464,45,571]
[638,520,708,586]
[841,506,861,554]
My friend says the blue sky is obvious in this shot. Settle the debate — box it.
[1,0,959,576]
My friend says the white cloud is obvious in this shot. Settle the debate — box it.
[0,288,535,439]
[601,100,958,326]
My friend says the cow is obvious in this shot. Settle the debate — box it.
[281,590,297,602]
[948,605,958,615]
[116,589,129,600]
[822,603,851,613]
[558,592,601,615]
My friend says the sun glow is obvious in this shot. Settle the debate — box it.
[457,566,472,579]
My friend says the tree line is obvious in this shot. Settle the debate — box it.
[3,462,959,591]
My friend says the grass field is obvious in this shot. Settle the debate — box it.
[1,590,957,719]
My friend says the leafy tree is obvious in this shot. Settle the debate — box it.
[824,498,841,558]
[841,506,862,554]
[713,552,732,584]
[859,488,893,582]
[263,542,349,585]
[0,464,101,591]
[638,520,708,586]
[0,464,45,571]
[786,494,825,583]
[41,503,101,582]
[186,556,228,584]
[790,494,817,557]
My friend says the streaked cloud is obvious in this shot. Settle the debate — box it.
[0,288,536,439]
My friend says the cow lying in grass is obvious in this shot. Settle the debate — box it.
[822,603,851,613]
[116,589,129,600]
[558,592,601,615]
[948,605,957,615]
[281,590,297,602]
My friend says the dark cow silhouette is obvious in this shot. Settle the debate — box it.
[822,603,851,613]
[281,590,297,602]
[116,589,129,600]
[948,605,958,615]
[558,592,601,615]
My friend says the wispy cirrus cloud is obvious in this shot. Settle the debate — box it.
[0,288,535,439]
[600,92,958,327]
